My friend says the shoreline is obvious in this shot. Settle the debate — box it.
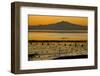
[28,30,87,33]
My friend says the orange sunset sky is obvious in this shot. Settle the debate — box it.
[28,15,88,26]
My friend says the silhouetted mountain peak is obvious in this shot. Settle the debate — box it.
[29,21,87,30]
[53,21,81,26]
[57,21,69,24]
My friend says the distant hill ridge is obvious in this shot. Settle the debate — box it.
[29,21,87,30]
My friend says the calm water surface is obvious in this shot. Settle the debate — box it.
[28,31,87,40]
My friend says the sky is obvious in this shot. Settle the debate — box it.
[28,15,88,26]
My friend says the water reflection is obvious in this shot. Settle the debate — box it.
[28,32,87,40]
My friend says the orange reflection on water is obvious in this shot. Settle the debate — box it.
[28,32,87,41]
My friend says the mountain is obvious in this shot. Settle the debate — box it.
[28,21,87,30]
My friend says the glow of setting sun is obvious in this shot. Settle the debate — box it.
[28,15,88,26]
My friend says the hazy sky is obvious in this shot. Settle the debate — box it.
[28,15,88,26]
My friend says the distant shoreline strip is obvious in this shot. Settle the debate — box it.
[28,30,87,33]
